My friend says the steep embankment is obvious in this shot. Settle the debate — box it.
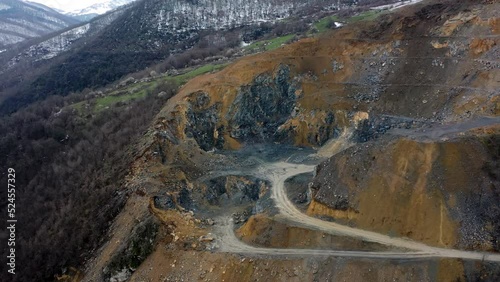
[309,127,500,251]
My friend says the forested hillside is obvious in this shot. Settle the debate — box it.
[0,80,177,281]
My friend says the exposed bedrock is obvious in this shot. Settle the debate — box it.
[202,175,270,207]
[227,65,298,143]
[181,64,348,151]
[185,92,225,151]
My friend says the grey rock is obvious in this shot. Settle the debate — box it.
[227,64,298,143]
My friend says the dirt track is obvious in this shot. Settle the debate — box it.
[213,160,500,262]
[212,117,500,261]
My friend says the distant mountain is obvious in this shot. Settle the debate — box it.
[0,0,392,114]
[0,2,133,113]
[134,0,322,36]
[66,0,137,21]
[0,0,80,47]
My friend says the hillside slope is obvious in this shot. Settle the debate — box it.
[0,0,389,115]
[64,0,137,21]
[80,0,500,281]
[310,130,500,250]
[151,0,499,150]
[0,0,79,47]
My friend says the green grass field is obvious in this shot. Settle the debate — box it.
[310,9,385,35]
[346,10,383,23]
[169,63,227,84]
[313,15,341,33]
[72,88,150,113]
[71,63,227,114]
[245,34,295,52]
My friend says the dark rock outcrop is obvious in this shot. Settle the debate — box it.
[227,64,298,143]
[204,175,269,206]
[185,92,224,151]
[353,115,430,143]
[103,218,159,281]
[153,194,176,210]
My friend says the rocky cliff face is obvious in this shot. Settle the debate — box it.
[155,62,350,151]
[227,65,298,143]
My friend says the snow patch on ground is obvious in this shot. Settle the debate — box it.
[7,23,91,66]
[32,23,91,60]
[156,0,310,32]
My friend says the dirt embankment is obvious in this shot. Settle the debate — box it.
[309,128,500,251]
[128,247,495,282]
[236,214,391,251]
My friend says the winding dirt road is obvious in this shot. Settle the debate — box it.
[214,159,500,262]
[209,116,500,261]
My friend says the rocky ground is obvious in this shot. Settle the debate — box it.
[309,122,500,251]
[78,0,500,281]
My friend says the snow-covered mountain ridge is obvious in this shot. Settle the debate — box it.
[65,0,137,20]
[0,0,80,47]
[3,0,343,67]
[3,5,127,69]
